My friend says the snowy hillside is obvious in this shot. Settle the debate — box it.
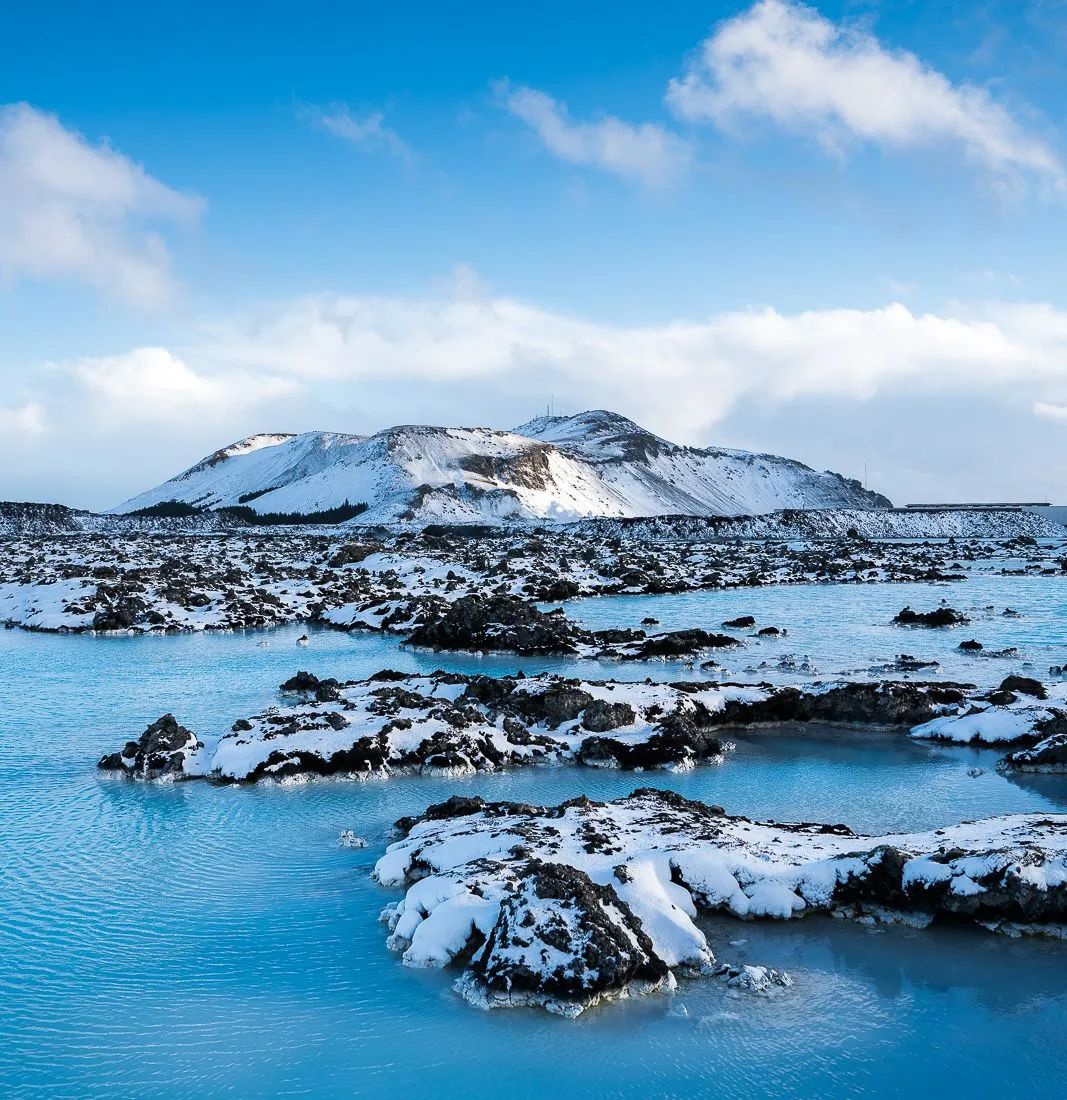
[114,410,891,523]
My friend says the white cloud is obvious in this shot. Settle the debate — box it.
[1033,401,1067,423]
[666,0,1065,191]
[0,400,45,435]
[498,82,692,188]
[0,103,203,307]
[58,346,298,424]
[302,103,412,160]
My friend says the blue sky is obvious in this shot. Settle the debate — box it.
[3,0,1067,507]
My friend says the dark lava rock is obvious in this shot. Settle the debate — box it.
[959,639,984,652]
[635,629,739,658]
[538,685,595,728]
[243,735,389,784]
[757,626,784,637]
[395,794,490,836]
[1000,732,1067,773]
[466,859,669,1009]
[394,793,553,837]
[404,595,585,655]
[986,690,1017,706]
[717,682,965,728]
[722,615,756,628]
[581,699,637,733]
[280,670,322,691]
[97,714,202,780]
[999,675,1047,700]
[329,542,380,567]
[893,606,969,628]
[91,596,147,631]
[280,670,342,699]
[592,628,646,646]
[539,578,581,602]
[891,654,939,671]
[578,712,724,770]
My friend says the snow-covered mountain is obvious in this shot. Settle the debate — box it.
[114,410,892,523]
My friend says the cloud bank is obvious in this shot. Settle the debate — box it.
[6,281,1067,507]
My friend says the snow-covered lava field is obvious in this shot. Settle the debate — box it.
[4,522,1067,1095]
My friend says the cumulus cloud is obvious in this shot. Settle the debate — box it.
[666,0,1065,191]
[498,82,692,187]
[0,103,203,307]
[301,103,412,160]
[58,346,298,423]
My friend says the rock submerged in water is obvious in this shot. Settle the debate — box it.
[715,963,793,993]
[372,787,1067,1016]
[893,606,969,628]
[97,714,202,780]
[632,629,739,659]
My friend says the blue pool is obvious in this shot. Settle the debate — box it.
[561,573,1067,686]
[2,585,1066,1097]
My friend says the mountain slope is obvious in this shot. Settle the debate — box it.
[114,410,891,523]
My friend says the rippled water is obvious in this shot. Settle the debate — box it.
[3,574,1067,1098]
[562,574,1067,686]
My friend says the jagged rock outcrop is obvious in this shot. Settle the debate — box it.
[98,714,202,780]
[404,594,588,655]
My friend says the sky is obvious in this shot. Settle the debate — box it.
[3,0,1067,509]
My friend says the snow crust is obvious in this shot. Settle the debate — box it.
[911,682,1067,745]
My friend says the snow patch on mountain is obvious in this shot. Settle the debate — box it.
[114,410,891,523]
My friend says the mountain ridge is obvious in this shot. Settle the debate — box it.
[114,409,892,523]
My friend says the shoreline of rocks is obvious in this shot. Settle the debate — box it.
[98,670,1067,785]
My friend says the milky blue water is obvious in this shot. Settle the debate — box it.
[3,575,1067,1098]
[561,574,1067,687]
